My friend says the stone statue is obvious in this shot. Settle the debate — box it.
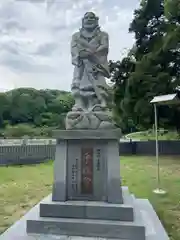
[66,12,116,129]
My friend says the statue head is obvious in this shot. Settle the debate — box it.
[82,12,99,31]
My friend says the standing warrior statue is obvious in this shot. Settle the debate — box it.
[66,12,115,129]
[71,12,110,111]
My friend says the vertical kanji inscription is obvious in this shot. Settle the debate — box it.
[81,148,93,194]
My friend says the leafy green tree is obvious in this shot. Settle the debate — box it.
[109,57,135,130]
[0,93,10,128]
[110,0,180,131]
[163,0,180,132]
[0,88,74,137]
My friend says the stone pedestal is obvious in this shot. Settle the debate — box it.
[52,129,123,204]
[1,187,170,240]
[0,129,170,240]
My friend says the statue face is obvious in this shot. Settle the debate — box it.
[82,12,98,30]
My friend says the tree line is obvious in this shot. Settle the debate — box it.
[110,0,180,133]
[0,88,74,137]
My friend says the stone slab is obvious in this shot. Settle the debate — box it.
[27,217,145,240]
[122,187,133,206]
[0,188,170,240]
[136,199,169,240]
[39,194,134,221]
[28,188,141,239]
[107,140,122,204]
[52,140,67,202]
[53,129,121,140]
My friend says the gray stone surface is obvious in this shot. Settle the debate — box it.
[66,110,116,130]
[40,194,134,221]
[66,12,115,129]
[27,218,145,240]
[27,187,140,239]
[0,187,169,240]
[52,130,123,203]
[53,129,121,140]
[137,199,169,240]
[107,140,122,204]
[52,140,67,202]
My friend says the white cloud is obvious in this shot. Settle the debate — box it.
[0,0,139,91]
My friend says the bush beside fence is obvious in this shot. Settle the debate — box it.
[0,140,180,166]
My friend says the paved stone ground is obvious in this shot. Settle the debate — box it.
[0,192,169,240]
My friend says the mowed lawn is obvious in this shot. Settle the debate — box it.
[0,157,180,240]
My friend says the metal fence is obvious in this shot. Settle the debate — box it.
[0,140,180,166]
[0,144,56,166]
[119,140,180,156]
[0,138,56,146]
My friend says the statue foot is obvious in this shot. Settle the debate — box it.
[65,109,116,130]
[72,105,83,112]
[90,104,107,112]
[66,111,89,129]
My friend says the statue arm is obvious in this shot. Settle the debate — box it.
[71,34,82,67]
[95,33,109,55]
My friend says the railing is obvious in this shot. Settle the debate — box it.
[0,138,56,145]
[0,144,56,166]
[0,140,180,166]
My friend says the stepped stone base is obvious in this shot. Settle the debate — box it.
[0,187,169,240]
[39,187,133,222]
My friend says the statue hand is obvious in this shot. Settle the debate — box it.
[79,50,90,58]
[79,49,94,58]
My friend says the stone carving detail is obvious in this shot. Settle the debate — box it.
[66,105,115,130]
[66,12,116,129]
[71,158,78,193]
[96,149,101,171]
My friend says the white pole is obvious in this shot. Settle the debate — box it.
[155,104,160,186]
[153,104,166,194]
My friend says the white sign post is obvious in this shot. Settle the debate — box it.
[150,93,180,195]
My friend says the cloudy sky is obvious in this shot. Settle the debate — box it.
[0,0,140,92]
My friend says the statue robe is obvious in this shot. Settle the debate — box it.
[71,27,110,102]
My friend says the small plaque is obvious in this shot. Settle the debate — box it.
[81,148,93,194]
[67,141,81,199]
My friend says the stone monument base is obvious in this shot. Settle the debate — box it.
[0,187,169,240]
[0,129,169,240]
[52,129,123,204]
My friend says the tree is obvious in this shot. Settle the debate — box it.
[0,93,10,128]
[110,0,179,131]
[163,0,180,81]
[0,88,74,137]
[109,57,136,130]
[163,0,180,132]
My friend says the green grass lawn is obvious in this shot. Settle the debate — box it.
[0,156,180,240]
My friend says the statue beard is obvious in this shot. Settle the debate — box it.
[82,20,99,32]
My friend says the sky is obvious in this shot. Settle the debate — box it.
[0,0,140,92]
